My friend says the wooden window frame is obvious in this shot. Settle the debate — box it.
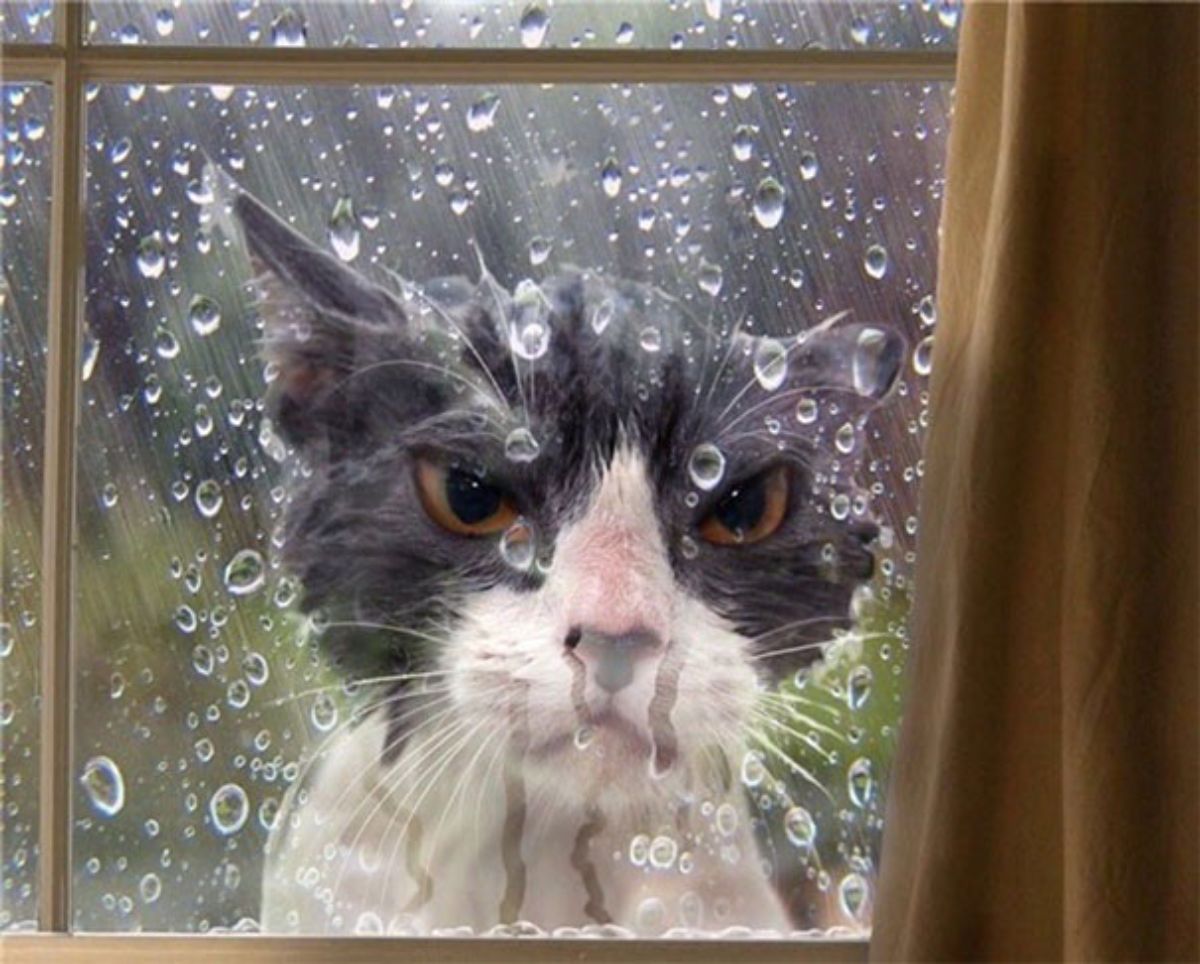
[0,3,956,959]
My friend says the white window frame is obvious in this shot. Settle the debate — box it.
[0,3,956,959]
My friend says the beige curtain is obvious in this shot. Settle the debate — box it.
[871,3,1198,961]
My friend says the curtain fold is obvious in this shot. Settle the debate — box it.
[870,3,1198,960]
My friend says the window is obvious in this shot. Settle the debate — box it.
[2,3,954,958]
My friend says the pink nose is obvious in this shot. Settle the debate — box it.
[565,626,663,693]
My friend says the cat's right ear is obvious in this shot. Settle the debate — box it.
[213,174,407,447]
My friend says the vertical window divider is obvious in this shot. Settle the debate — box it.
[39,0,86,934]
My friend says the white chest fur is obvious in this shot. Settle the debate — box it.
[261,714,789,936]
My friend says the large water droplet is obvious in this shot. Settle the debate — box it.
[224,549,266,596]
[504,426,540,463]
[194,479,223,519]
[639,326,662,353]
[913,335,935,376]
[615,21,635,44]
[328,196,360,262]
[732,125,755,162]
[600,156,623,198]
[508,280,550,360]
[80,756,125,817]
[839,872,870,922]
[863,244,889,280]
[697,258,724,297]
[799,150,819,181]
[136,234,165,279]
[753,337,788,391]
[847,664,873,710]
[752,176,786,229]
[590,298,615,335]
[852,327,892,397]
[310,693,338,732]
[499,520,536,572]
[209,783,249,835]
[518,4,549,48]
[466,92,501,132]
[270,8,307,47]
[688,443,726,491]
[528,236,552,266]
[784,805,816,848]
[139,872,162,903]
[847,757,873,808]
[835,421,857,455]
[188,294,221,337]
[796,397,819,424]
[849,15,872,45]
[649,835,678,869]
[740,752,766,788]
[917,294,937,327]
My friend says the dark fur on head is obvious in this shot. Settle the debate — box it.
[234,190,902,687]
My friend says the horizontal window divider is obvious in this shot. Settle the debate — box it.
[2,44,956,84]
[1,934,869,962]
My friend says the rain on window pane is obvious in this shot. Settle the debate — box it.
[0,81,52,933]
[86,1,959,49]
[72,78,946,935]
[0,1,55,43]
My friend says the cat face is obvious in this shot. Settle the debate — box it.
[232,189,902,806]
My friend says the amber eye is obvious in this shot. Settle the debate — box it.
[415,459,519,536]
[698,466,789,546]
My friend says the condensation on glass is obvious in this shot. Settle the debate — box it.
[0,1,55,42]
[70,75,945,936]
[0,81,51,933]
[86,0,959,49]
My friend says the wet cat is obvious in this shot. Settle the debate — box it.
[226,187,902,937]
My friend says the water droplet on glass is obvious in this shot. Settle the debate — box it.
[310,693,338,732]
[913,334,934,376]
[752,176,786,229]
[688,443,726,491]
[590,298,615,335]
[835,421,857,454]
[753,337,788,391]
[153,326,180,360]
[518,4,549,48]
[796,397,819,424]
[852,327,891,397]
[328,196,360,262]
[194,479,223,518]
[937,0,960,29]
[649,835,678,869]
[224,549,266,596]
[528,236,552,266]
[242,651,269,686]
[81,756,125,817]
[139,872,162,903]
[863,243,889,280]
[270,8,307,47]
[847,757,873,808]
[194,737,214,763]
[847,664,873,710]
[81,326,101,381]
[505,426,540,463]
[174,605,197,634]
[715,802,738,836]
[192,644,214,676]
[187,294,221,337]
[697,258,724,297]
[740,752,766,788]
[499,520,535,572]
[732,125,755,162]
[136,234,165,279]
[917,294,937,327]
[466,92,501,132]
[509,280,550,360]
[600,156,622,198]
[639,326,662,353]
[101,482,119,509]
[629,833,650,867]
[154,8,175,37]
[850,15,872,45]
[839,872,869,921]
[799,150,819,181]
[209,783,250,835]
[784,805,816,848]
[615,21,635,44]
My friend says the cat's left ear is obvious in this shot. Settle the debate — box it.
[217,179,408,446]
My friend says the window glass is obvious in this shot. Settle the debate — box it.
[0,1,55,42]
[0,81,52,933]
[86,0,959,49]
[74,78,944,935]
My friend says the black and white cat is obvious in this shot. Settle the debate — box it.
[227,187,902,937]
